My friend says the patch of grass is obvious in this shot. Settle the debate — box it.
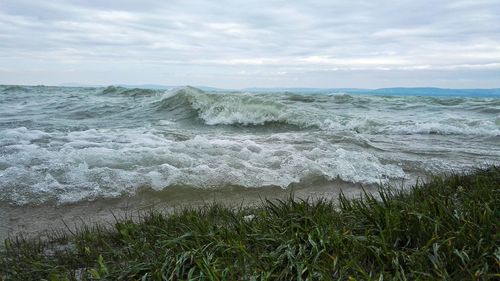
[1,167,499,280]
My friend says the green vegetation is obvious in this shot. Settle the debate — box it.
[1,167,499,280]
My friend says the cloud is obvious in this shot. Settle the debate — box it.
[0,0,499,87]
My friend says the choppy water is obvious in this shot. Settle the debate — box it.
[1,85,499,205]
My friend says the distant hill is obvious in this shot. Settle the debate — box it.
[367,87,500,97]
[56,84,500,97]
[241,87,369,93]
[241,87,500,97]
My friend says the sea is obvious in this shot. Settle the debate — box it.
[1,85,499,205]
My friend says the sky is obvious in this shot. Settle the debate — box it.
[0,0,499,89]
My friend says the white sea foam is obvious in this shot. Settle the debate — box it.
[321,118,500,136]
[0,127,406,204]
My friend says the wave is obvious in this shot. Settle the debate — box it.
[153,87,500,137]
[376,122,500,136]
[286,94,316,103]
[155,87,317,128]
[1,85,31,93]
[101,86,159,97]
[426,97,465,106]
[0,127,405,205]
[322,118,500,137]
[331,93,355,103]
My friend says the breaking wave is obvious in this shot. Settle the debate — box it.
[154,87,500,136]
[155,87,317,128]
[0,127,405,205]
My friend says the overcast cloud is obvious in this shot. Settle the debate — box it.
[0,0,499,88]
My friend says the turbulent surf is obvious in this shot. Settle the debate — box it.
[0,85,499,205]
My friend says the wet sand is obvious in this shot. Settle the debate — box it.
[0,181,378,242]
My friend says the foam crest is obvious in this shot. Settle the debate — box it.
[0,127,405,204]
[156,87,313,127]
[321,117,500,136]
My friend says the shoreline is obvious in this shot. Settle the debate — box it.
[1,180,375,242]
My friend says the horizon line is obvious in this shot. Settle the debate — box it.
[1,83,500,91]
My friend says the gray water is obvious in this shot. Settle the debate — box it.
[1,85,499,205]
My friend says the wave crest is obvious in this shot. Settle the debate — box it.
[156,87,313,128]
[101,86,158,96]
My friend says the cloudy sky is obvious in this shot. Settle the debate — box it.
[1,0,499,88]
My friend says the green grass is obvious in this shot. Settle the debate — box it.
[1,167,499,280]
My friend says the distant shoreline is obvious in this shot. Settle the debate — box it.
[2,84,500,97]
